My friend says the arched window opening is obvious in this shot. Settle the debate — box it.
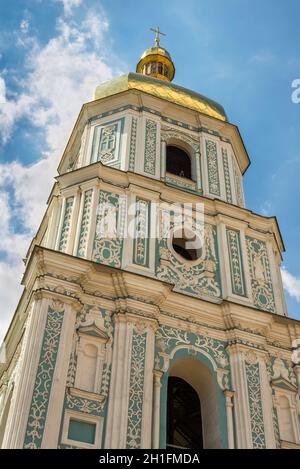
[166,357,222,449]
[166,145,192,179]
[167,377,203,449]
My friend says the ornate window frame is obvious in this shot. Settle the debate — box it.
[161,126,202,191]
[74,325,109,395]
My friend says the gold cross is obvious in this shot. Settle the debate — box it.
[150,26,166,47]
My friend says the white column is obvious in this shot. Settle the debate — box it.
[66,188,81,255]
[228,345,252,448]
[86,185,99,260]
[195,148,202,191]
[1,296,50,449]
[224,390,235,449]
[152,370,163,449]
[55,197,66,250]
[141,321,157,449]
[104,314,133,448]
[72,189,86,256]
[160,139,166,180]
[44,196,61,249]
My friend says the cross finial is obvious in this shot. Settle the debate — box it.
[150,26,166,47]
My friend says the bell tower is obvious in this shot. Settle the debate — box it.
[0,32,300,449]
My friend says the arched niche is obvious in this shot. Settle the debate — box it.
[159,349,228,449]
[74,325,109,395]
[277,395,295,443]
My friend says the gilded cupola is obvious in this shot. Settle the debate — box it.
[136,27,175,82]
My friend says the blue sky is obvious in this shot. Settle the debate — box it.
[0,0,300,339]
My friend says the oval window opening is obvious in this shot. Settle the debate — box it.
[172,232,202,262]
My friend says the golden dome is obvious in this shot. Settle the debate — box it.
[94,73,227,122]
[136,45,175,82]
[136,27,175,81]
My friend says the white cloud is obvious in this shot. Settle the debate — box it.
[56,0,82,16]
[281,267,300,302]
[0,6,121,342]
[20,19,30,34]
[0,191,30,343]
[259,200,272,216]
[0,77,6,104]
[250,51,277,65]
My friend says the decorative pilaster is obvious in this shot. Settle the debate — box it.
[206,139,221,197]
[105,313,157,449]
[194,146,202,192]
[1,296,51,449]
[222,148,233,204]
[104,314,133,448]
[144,119,158,176]
[246,236,275,313]
[244,352,266,449]
[41,298,82,448]
[128,116,137,172]
[57,196,74,253]
[224,390,235,449]
[227,345,252,448]
[152,370,163,449]
[160,138,167,180]
[76,188,93,258]
[23,300,67,448]
[226,228,247,297]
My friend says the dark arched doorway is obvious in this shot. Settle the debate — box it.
[167,376,203,449]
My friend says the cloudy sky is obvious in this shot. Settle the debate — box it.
[0,0,300,341]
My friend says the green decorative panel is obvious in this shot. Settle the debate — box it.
[24,303,64,448]
[157,221,222,300]
[68,419,96,444]
[92,190,124,268]
[246,237,275,312]
[128,117,137,171]
[91,118,124,168]
[126,329,147,448]
[206,139,221,196]
[58,196,74,252]
[144,119,157,175]
[64,393,105,416]
[233,159,244,207]
[77,189,93,258]
[226,228,247,296]
[132,198,150,268]
[155,325,230,378]
[245,362,266,449]
[222,148,233,203]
